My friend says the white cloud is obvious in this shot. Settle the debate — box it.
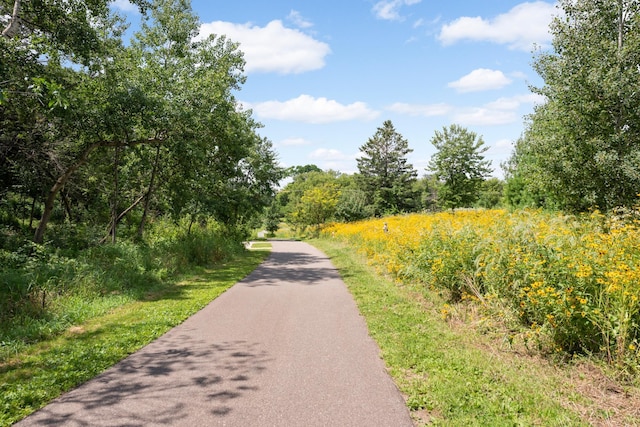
[245,95,380,124]
[448,69,512,93]
[438,1,556,50]
[387,102,452,117]
[280,137,312,146]
[485,93,544,110]
[287,10,313,29]
[198,20,330,74]
[110,0,139,13]
[454,108,518,126]
[491,138,515,153]
[373,0,422,21]
[453,93,543,126]
[309,148,353,161]
[308,149,358,172]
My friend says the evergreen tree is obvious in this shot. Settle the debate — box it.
[356,120,418,216]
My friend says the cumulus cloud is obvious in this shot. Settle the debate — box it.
[448,69,512,93]
[198,20,331,74]
[287,10,313,29]
[453,93,543,126]
[387,102,452,117]
[373,0,422,21]
[438,1,556,50]
[454,108,518,126]
[245,95,380,124]
[485,93,545,110]
[309,148,353,161]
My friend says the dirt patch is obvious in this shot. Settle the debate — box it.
[564,362,640,426]
[68,326,86,335]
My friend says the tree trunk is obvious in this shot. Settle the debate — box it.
[100,193,146,244]
[34,160,87,243]
[137,145,161,240]
[111,146,120,243]
[618,0,624,51]
[29,196,36,230]
[33,137,163,243]
[2,0,21,38]
[61,189,73,224]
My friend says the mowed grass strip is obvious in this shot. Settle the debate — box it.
[0,249,269,427]
[312,238,587,427]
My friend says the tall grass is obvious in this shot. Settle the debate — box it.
[0,218,246,361]
[323,209,640,373]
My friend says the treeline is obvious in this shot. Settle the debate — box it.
[1,0,282,247]
[273,121,503,235]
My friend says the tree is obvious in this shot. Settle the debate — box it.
[476,178,505,209]
[334,174,375,222]
[298,183,340,234]
[356,120,418,216]
[1,0,282,243]
[263,202,281,236]
[427,124,492,209]
[278,170,340,232]
[515,0,640,211]
[286,164,322,177]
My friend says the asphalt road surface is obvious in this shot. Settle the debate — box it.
[16,241,413,426]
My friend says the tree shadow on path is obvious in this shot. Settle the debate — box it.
[16,336,272,426]
[240,251,342,287]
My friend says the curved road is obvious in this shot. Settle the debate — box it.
[16,241,413,426]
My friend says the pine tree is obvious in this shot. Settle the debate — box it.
[356,120,418,215]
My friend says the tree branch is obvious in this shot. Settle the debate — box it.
[2,0,22,38]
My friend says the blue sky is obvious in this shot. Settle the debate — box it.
[113,0,559,179]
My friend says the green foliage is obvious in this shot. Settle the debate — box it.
[299,183,341,234]
[279,169,342,233]
[476,178,505,209]
[513,0,640,212]
[356,120,418,215]
[0,217,245,362]
[263,202,282,234]
[1,0,281,245]
[428,124,493,209]
[335,187,375,222]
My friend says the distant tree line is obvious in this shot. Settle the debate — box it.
[273,120,500,235]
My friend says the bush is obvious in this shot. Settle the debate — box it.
[324,209,640,369]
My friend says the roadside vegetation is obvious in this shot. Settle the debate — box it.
[2,0,640,425]
[313,235,640,426]
[0,230,269,426]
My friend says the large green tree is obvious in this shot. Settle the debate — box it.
[356,120,418,215]
[1,0,282,243]
[427,124,492,209]
[513,0,640,211]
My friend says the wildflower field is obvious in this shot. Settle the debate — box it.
[323,209,640,370]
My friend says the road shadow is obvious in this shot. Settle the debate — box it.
[240,251,342,287]
[16,336,272,426]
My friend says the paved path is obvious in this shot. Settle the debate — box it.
[16,241,413,426]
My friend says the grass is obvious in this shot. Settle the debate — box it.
[310,237,640,426]
[0,249,269,427]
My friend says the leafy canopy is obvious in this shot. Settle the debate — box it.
[428,124,492,209]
